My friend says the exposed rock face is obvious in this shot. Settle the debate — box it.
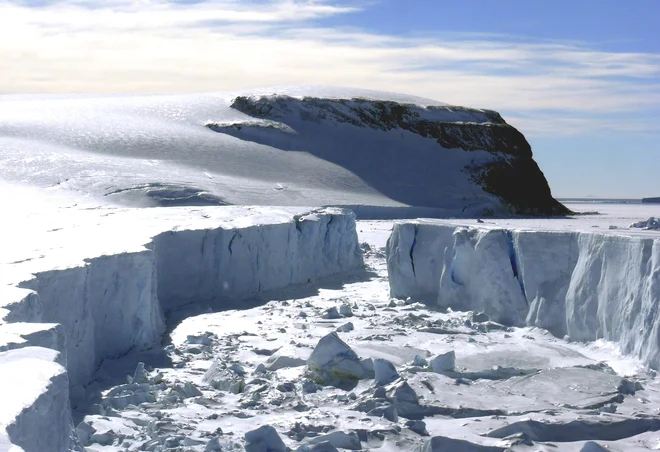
[230,95,505,132]
[469,157,564,215]
[225,95,568,216]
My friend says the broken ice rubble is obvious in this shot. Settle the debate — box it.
[630,217,660,230]
[307,332,366,390]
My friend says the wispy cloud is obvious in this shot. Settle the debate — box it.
[1,0,659,136]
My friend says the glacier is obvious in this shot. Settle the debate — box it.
[0,199,363,452]
[387,220,660,369]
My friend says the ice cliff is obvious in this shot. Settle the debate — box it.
[387,221,660,368]
[0,206,362,451]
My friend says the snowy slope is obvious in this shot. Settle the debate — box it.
[0,86,564,217]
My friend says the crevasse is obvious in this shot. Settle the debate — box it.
[0,208,363,452]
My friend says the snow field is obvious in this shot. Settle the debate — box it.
[0,204,363,451]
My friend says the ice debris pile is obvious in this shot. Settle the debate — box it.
[0,207,363,452]
[388,221,660,369]
[630,217,660,230]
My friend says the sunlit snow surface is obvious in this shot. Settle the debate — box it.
[0,87,444,211]
[1,85,660,451]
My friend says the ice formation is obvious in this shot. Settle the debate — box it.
[0,206,363,451]
[307,332,366,390]
[0,215,653,451]
[631,217,660,230]
[387,221,660,368]
[0,347,72,452]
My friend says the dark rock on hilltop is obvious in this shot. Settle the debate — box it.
[226,95,569,216]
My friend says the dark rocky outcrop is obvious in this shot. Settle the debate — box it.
[469,157,568,215]
[225,95,569,216]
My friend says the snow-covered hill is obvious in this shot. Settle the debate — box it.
[0,86,566,217]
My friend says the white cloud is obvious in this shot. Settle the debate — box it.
[1,0,659,136]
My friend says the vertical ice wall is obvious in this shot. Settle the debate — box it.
[154,211,360,311]
[561,234,660,367]
[21,251,164,390]
[437,227,529,326]
[0,347,73,452]
[387,222,660,369]
[0,208,363,451]
[387,223,454,302]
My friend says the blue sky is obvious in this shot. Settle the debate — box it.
[1,0,658,198]
[324,1,660,52]
[335,0,660,199]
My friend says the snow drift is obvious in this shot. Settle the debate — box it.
[387,222,660,368]
[0,87,566,217]
[0,206,362,451]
